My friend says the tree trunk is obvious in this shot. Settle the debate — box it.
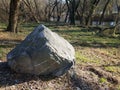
[64,10,69,23]
[80,0,86,25]
[69,0,75,25]
[115,0,120,24]
[7,0,20,33]
[113,0,120,35]
[66,0,75,25]
[34,0,41,20]
[86,0,100,26]
[66,0,80,25]
[99,0,110,25]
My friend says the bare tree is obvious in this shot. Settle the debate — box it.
[115,0,120,24]
[86,0,100,26]
[1,0,118,27]
[99,0,111,25]
[66,0,80,25]
[80,0,87,25]
[23,0,39,23]
[7,0,21,33]
[0,0,10,22]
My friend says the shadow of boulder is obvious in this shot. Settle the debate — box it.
[0,62,57,86]
[0,62,103,90]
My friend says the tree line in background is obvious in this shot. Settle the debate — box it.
[0,0,120,33]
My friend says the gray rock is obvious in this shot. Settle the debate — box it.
[7,25,75,76]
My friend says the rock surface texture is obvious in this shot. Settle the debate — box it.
[7,25,75,76]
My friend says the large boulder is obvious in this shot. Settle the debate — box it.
[7,25,75,76]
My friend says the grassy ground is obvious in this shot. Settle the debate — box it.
[0,22,120,90]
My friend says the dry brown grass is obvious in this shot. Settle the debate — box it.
[0,23,120,89]
[0,31,24,41]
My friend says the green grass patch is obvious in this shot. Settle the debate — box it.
[0,48,3,59]
[51,27,120,48]
[99,78,107,83]
[0,22,7,30]
[104,66,120,73]
[75,51,100,64]
[0,46,13,60]
[117,85,120,90]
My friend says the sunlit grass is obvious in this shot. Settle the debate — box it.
[0,48,3,59]
[104,66,120,74]
[99,77,107,83]
[0,22,7,29]
[75,50,100,65]
[117,85,120,90]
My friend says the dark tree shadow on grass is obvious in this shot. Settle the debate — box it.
[71,41,120,48]
[0,39,21,45]
[0,39,22,50]
[53,30,120,48]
